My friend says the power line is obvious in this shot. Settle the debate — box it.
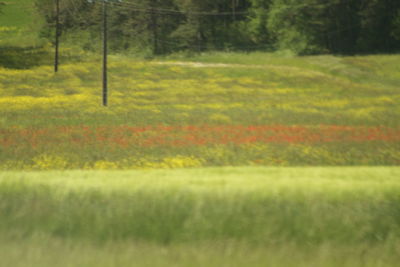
[96,0,252,16]
[65,0,101,26]
[92,0,340,16]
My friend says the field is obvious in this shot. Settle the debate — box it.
[1,7,400,264]
[1,167,400,266]
[0,0,43,47]
[1,53,400,169]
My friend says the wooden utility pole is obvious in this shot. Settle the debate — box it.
[149,0,159,55]
[102,0,108,106]
[55,0,60,72]
[99,0,122,106]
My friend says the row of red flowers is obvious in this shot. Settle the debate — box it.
[1,125,400,148]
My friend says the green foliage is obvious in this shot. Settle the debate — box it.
[265,0,400,55]
[245,0,273,46]
[109,0,182,54]
[1,0,398,59]
[267,0,323,54]
[391,10,400,41]
[2,0,400,57]
[171,0,252,51]
[357,0,400,53]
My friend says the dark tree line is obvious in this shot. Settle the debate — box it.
[35,0,400,55]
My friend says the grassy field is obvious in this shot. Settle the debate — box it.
[1,53,399,168]
[1,167,400,266]
[0,0,43,47]
[0,0,49,70]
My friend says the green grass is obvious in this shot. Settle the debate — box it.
[165,52,400,87]
[0,0,35,27]
[0,0,43,47]
[2,235,399,267]
[0,0,47,69]
[1,167,400,266]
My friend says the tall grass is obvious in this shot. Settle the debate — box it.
[1,167,400,244]
[1,167,400,266]
[2,235,399,267]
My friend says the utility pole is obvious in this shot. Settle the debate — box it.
[101,0,122,106]
[55,0,60,72]
[102,0,108,106]
[149,0,159,55]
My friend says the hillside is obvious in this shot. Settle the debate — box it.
[0,0,42,47]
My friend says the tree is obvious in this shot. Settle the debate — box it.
[267,0,335,54]
[34,0,101,43]
[31,0,400,55]
[245,0,273,47]
[106,0,182,54]
[171,0,251,51]
[357,0,400,53]
[392,10,400,41]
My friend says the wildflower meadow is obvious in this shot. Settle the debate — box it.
[1,54,400,170]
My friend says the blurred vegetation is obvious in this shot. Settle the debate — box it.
[1,167,400,266]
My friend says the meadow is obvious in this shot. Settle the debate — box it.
[1,53,399,169]
[0,0,43,47]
